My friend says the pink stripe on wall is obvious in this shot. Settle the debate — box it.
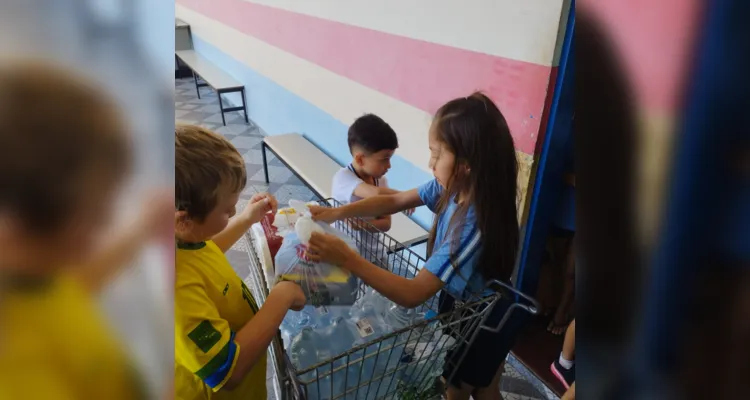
[178,0,555,154]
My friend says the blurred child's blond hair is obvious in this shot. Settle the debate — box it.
[0,61,131,233]
[175,124,246,221]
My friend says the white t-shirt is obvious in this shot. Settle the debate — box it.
[332,165,389,205]
[331,165,389,264]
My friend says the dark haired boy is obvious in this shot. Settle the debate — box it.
[332,114,410,262]
[332,114,402,232]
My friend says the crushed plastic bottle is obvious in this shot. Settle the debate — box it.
[350,288,390,320]
[280,306,316,347]
[313,305,349,329]
[290,328,328,398]
[400,310,456,391]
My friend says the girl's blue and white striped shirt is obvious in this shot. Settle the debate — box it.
[418,179,490,300]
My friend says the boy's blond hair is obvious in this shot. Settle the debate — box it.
[175,124,246,221]
[0,61,130,232]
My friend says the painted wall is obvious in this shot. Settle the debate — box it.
[176,0,571,229]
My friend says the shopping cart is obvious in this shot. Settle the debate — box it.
[243,199,539,399]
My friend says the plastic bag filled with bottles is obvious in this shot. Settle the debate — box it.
[274,221,359,307]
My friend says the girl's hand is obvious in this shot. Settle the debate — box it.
[243,193,278,223]
[404,208,416,216]
[308,205,342,223]
[307,232,356,267]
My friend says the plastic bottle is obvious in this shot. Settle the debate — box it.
[280,306,316,348]
[350,289,390,320]
[313,305,349,329]
[322,317,360,398]
[383,304,414,332]
[399,310,456,391]
[289,327,327,398]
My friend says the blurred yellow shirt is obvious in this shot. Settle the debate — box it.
[0,274,145,399]
[175,240,266,400]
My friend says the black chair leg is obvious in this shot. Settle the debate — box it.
[218,93,226,126]
[262,142,270,183]
[241,88,249,124]
[193,71,201,99]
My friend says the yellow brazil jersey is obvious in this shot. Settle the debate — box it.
[175,240,267,400]
[0,274,145,400]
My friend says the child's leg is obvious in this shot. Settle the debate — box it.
[551,319,576,389]
[472,362,505,400]
[549,237,575,335]
[562,319,576,360]
[537,240,558,316]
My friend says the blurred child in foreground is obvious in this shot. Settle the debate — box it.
[0,62,172,398]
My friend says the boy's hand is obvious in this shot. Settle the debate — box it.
[307,232,356,267]
[273,281,306,311]
[242,193,278,224]
[308,205,341,223]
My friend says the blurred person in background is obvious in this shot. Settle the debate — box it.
[0,60,171,399]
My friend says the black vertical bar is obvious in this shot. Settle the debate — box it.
[241,87,249,123]
[262,142,270,183]
[218,92,226,126]
[193,70,201,99]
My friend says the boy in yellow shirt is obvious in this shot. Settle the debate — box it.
[0,62,172,398]
[174,125,305,400]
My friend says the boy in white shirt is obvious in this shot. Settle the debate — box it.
[332,114,401,263]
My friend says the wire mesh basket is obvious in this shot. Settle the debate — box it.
[243,199,539,400]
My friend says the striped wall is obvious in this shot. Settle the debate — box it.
[176,0,571,228]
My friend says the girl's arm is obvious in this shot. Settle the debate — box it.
[352,183,401,198]
[342,256,443,308]
[349,215,391,233]
[312,189,423,222]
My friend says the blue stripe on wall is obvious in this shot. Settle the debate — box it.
[192,35,435,229]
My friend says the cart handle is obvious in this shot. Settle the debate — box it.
[480,279,540,334]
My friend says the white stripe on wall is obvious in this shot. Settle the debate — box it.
[246,0,566,66]
[177,5,434,172]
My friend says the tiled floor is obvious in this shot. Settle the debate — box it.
[175,78,552,399]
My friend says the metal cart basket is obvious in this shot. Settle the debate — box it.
[243,199,539,399]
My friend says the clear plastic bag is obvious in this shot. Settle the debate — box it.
[271,200,319,237]
[274,220,360,306]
